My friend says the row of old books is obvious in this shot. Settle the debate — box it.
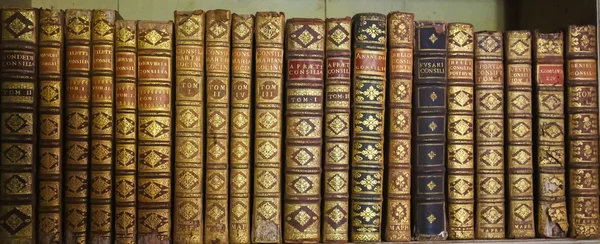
[0,6,598,244]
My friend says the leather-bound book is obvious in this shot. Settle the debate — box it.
[504,30,535,238]
[474,31,505,239]
[90,9,116,241]
[38,9,64,243]
[283,18,325,243]
[173,10,204,243]
[64,9,92,243]
[252,11,285,243]
[385,12,413,242]
[445,22,475,240]
[114,20,137,244]
[566,25,600,239]
[532,30,568,238]
[136,20,173,241]
[412,21,448,241]
[0,8,38,243]
[350,13,386,242]
[204,9,232,243]
[230,13,253,244]
[323,17,351,243]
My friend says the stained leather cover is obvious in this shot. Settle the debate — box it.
[385,11,413,242]
[283,18,325,243]
[412,20,448,241]
[322,17,351,243]
[446,22,475,240]
[350,13,386,242]
[566,25,600,239]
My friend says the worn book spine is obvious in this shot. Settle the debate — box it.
[446,22,474,240]
[474,31,505,239]
[323,17,351,243]
[565,25,600,239]
[283,18,325,243]
[0,7,38,243]
[136,21,173,241]
[230,13,253,244]
[204,9,231,243]
[64,9,91,243]
[350,13,386,242]
[504,30,535,239]
[385,11,413,242]
[114,20,137,244]
[252,11,285,244]
[173,10,204,244]
[412,21,448,241]
[532,30,568,238]
[38,9,63,244]
[90,9,115,241]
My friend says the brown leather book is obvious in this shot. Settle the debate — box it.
[283,18,325,243]
[0,7,38,243]
[90,9,116,241]
[38,9,64,244]
[532,30,568,238]
[385,11,413,242]
[136,20,173,241]
[504,30,535,239]
[351,13,386,242]
[446,22,475,240]
[565,25,600,239]
[230,13,254,244]
[474,31,505,239]
[204,9,232,243]
[173,10,204,244]
[252,11,285,243]
[114,19,137,244]
[64,9,92,243]
[323,17,351,243]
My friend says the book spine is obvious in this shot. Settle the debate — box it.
[385,11,413,242]
[0,8,38,243]
[173,10,204,244]
[64,9,91,243]
[474,31,505,239]
[114,20,137,244]
[504,30,535,238]
[252,11,285,244]
[446,22,475,240]
[230,13,253,244]
[204,9,232,243]
[350,13,386,242]
[412,21,448,241]
[38,9,64,243]
[323,17,351,243]
[136,20,173,241]
[90,9,115,241]
[566,24,600,238]
[532,30,568,238]
[283,18,325,243]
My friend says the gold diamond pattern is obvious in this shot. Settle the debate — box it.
[180,110,199,128]
[293,177,311,193]
[260,22,279,39]
[330,28,347,44]
[297,30,314,46]
[482,178,502,194]
[296,120,313,136]
[427,214,436,224]
[482,150,502,166]
[294,149,311,165]
[515,205,532,219]
[145,121,164,138]
[427,181,436,190]
[329,207,344,224]
[144,182,162,199]
[514,178,531,193]
[428,151,436,160]
[8,18,26,34]
[328,117,346,134]
[429,121,437,131]
[144,30,162,45]
[429,34,438,43]
[430,92,438,101]
[94,20,110,36]
[482,207,502,223]
[294,210,311,226]
[453,179,470,195]
[512,122,530,137]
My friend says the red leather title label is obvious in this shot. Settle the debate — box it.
[116,52,135,78]
[256,48,283,73]
[67,46,90,71]
[39,47,61,74]
[206,47,230,73]
[568,59,597,80]
[138,56,170,81]
[67,77,90,102]
[326,57,350,79]
[354,49,386,75]
[138,87,171,111]
[537,64,564,85]
[92,76,113,102]
[1,50,35,73]
[448,58,473,79]
[390,48,412,74]
[116,83,136,109]
[288,60,324,80]
[176,46,203,71]
[232,48,252,74]
[93,45,113,71]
